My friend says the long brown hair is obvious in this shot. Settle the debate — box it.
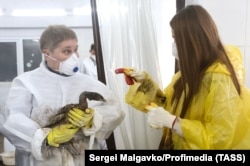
[170,5,240,118]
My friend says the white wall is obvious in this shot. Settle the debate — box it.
[186,0,250,88]
[0,27,94,60]
[0,16,92,28]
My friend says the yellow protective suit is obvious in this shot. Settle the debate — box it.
[126,45,250,149]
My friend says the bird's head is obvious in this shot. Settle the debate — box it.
[79,91,106,104]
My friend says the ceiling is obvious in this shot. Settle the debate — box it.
[0,0,93,27]
[0,0,90,9]
[0,0,91,16]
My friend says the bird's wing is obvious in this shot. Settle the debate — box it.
[46,104,75,127]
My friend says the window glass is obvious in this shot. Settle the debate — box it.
[23,39,42,72]
[0,42,17,82]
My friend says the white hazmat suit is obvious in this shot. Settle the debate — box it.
[0,62,125,166]
[81,55,98,79]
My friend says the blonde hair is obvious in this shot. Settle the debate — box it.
[40,25,77,51]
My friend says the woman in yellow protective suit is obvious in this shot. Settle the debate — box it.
[116,5,250,149]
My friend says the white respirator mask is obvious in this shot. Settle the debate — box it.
[46,53,80,76]
[172,42,179,60]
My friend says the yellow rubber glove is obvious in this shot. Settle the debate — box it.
[68,108,94,128]
[47,123,79,147]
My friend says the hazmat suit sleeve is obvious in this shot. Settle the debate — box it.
[179,71,242,149]
[0,77,51,160]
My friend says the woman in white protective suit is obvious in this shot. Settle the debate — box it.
[0,25,125,166]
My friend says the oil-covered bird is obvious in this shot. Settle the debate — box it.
[44,91,106,157]
[47,91,106,127]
